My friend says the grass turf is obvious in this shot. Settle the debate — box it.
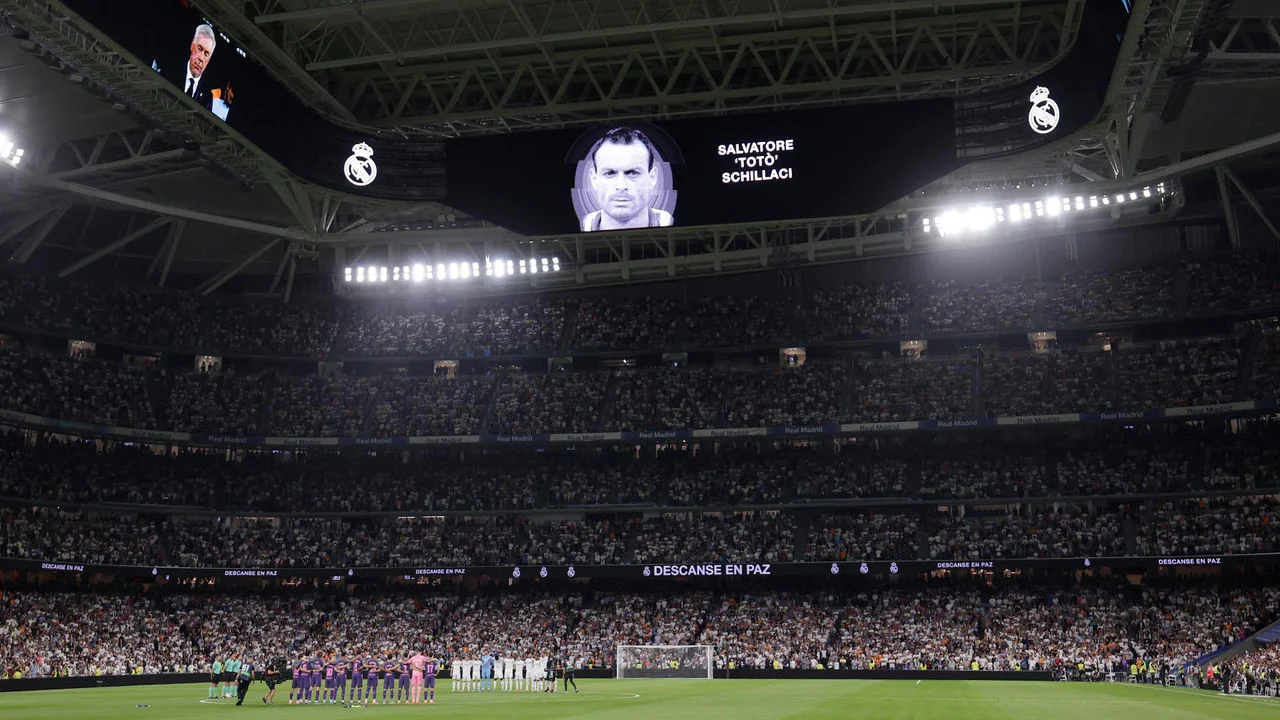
[3,679,1279,720]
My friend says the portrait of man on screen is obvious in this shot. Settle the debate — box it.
[572,126,677,232]
[152,23,234,121]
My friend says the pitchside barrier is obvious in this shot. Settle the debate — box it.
[0,669,1050,692]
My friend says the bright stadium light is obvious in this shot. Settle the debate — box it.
[341,256,563,284]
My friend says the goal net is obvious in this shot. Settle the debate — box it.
[616,645,714,679]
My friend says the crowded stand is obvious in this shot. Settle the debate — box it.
[805,282,911,340]
[981,350,1113,415]
[790,452,908,500]
[488,372,605,434]
[40,355,159,429]
[920,278,1036,334]
[201,301,337,358]
[925,505,1128,560]
[832,586,1279,672]
[4,251,1280,692]
[1047,265,1176,326]
[850,357,974,421]
[629,513,795,564]
[1251,333,1280,404]
[5,585,1279,678]
[269,374,379,437]
[683,296,796,348]
[571,297,681,351]
[337,304,459,357]
[724,363,848,427]
[368,375,490,437]
[566,593,711,666]
[805,512,920,561]
[1113,338,1240,410]
[0,592,199,677]
[1,424,1279,513]
[1137,494,1280,556]
[0,254,1276,366]
[700,592,836,669]
[1184,251,1280,313]
[608,367,733,430]
[0,507,165,566]
[458,301,568,357]
[918,451,1048,499]
[164,369,269,435]
[520,519,630,565]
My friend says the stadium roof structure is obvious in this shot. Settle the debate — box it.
[0,0,1278,296]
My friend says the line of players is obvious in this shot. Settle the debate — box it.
[451,655,569,692]
[288,653,439,705]
[282,653,572,705]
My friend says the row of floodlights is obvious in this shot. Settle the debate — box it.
[344,257,563,283]
[0,133,24,167]
[922,184,1168,238]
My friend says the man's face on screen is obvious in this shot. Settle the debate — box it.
[591,140,656,224]
[189,36,214,78]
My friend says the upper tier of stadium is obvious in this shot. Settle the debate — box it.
[3,250,1276,360]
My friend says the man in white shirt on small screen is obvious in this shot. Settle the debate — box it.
[581,127,674,231]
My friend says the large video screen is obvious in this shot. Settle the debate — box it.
[61,0,443,200]
[61,1,1125,214]
[445,102,959,236]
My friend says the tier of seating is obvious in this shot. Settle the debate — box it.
[3,493,1274,568]
[1,424,1276,511]
[2,585,1276,677]
[0,252,1276,360]
[1,334,1275,436]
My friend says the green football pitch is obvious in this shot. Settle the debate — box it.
[3,679,1279,720]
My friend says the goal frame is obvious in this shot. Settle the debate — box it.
[615,644,715,679]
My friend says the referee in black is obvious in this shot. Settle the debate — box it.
[234,659,256,706]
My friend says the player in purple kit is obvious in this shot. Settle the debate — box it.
[308,657,323,704]
[397,658,411,703]
[290,659,306,705]
[424,657,438,705]
[364,656,380,704]
[381,657,398,704]
[324,657,338,704]
[334,655,350,704]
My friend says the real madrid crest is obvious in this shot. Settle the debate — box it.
[345,141,378,186]
[1028,86,1060,135]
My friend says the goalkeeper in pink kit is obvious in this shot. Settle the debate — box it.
[408,652,437,704]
